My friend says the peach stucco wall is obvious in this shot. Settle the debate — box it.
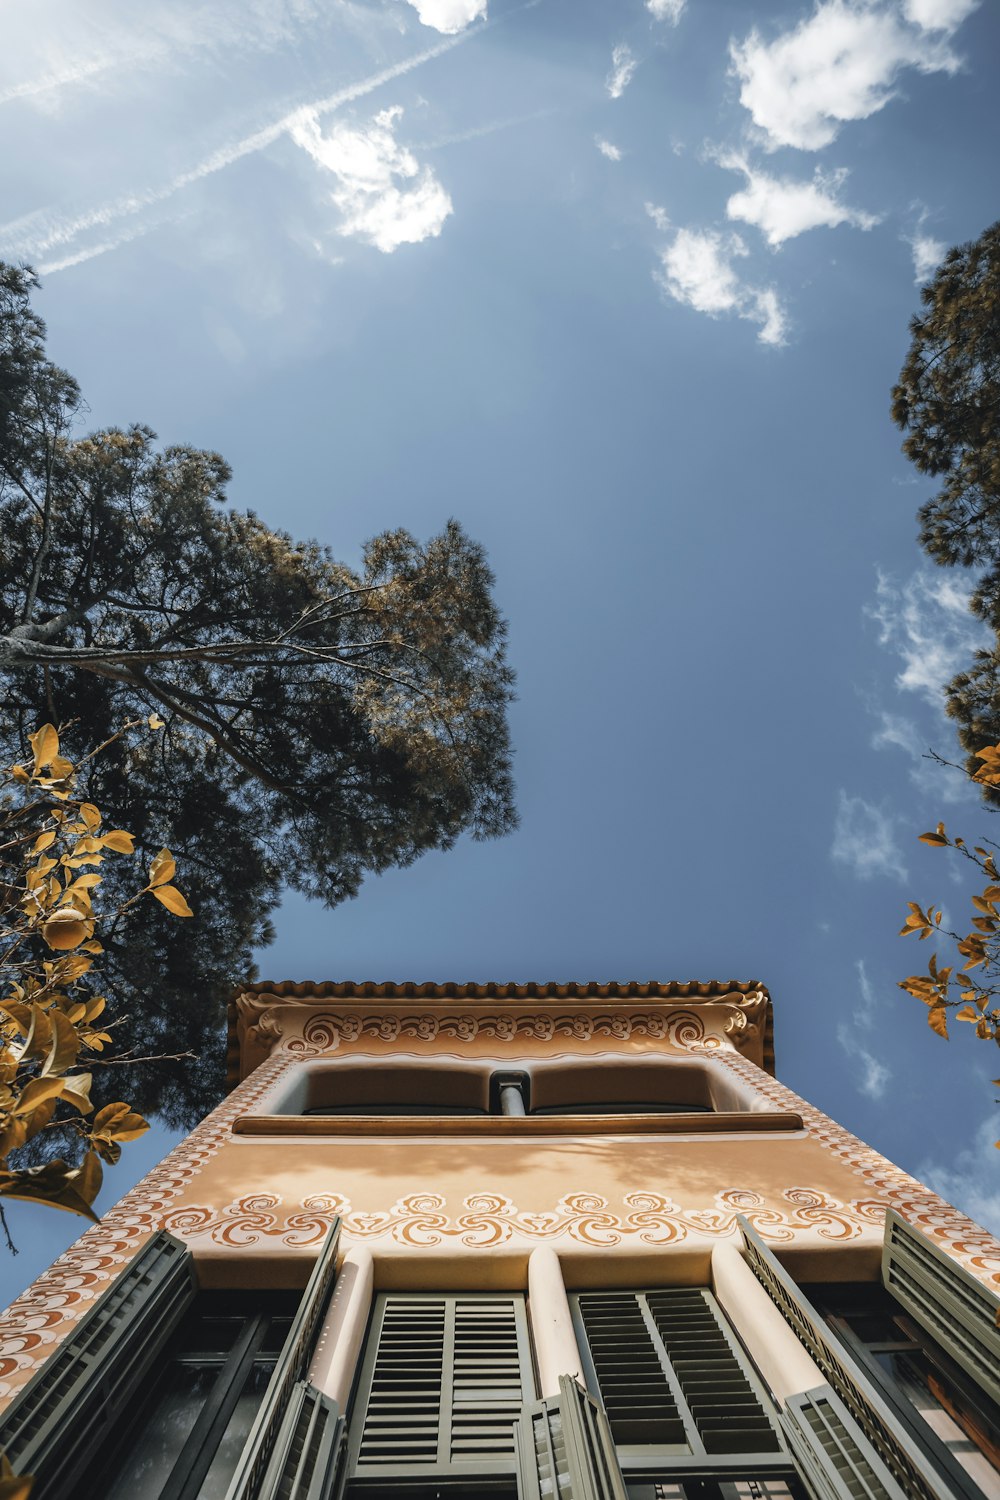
[1,989,998,1411]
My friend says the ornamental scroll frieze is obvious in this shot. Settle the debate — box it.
[158,1183,885,1252]
[234,992,769,1057]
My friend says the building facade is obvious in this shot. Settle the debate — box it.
[0,978,998,1499]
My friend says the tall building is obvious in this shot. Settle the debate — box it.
[1,979,998,1499]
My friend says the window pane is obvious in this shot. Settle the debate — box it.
[199,1361,275,1500]
[102,1365,218,1500]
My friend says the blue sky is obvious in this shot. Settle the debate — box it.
[2,0,999,1299]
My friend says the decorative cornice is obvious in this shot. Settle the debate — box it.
[234,979,770,1002]
[227,984,774,1086]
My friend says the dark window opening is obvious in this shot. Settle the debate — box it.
[80,1289,299,1500]
[803,1282,1000,1498]
[530,1101,712,1116]
[290,1065,491,1117]
[530,1063,717,1117]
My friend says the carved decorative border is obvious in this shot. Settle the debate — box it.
[160,1185,887,1251]
[236,998,769,1059]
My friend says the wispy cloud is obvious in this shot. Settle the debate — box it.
[918,1113,1000,1236]
[867,568,988,709]
[870,708,973,802]
[903,0,980,29]
[836,959,893,1099]
[606,43,638,99]
[720,155,879,247]
[831,790,907,880]
[1,31,472,272]
[404,0,487,34]
[647,0,687,22]
[653,226,788,345]
[0,0,380,112]
[905,206,947,282]
[291,105,451,251]
[414,109,551,150]
[729,0,976,152]
[910,231,946,282]
[595,137,622,162]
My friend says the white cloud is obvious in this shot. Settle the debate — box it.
[752,287,789,346]
[405,0,486,34]
[903,0,980,30]
[660,228,747,314]
[1,31,469,271]
[836,959,893,1100]
[645,202,670,232]
[729,0,971,152]
[871,709,974,802]
[910,231,946,281]
[606,43,637,99]
[867,568,988,708]
[918,1114,1000,1236]
[721,156,879,247]
[654,226,789,346]
[832,790,906,880]
[595,137,622,162]
[291,105,452,252]
[647,0,686,22]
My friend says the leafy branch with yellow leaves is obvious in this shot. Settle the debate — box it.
[899,742,1000,1131]
[0,719,192,1232]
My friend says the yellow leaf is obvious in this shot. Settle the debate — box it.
[42,1011,80,1076]
[151,884,193,917]
[28,724,59,771]
[12,1076,66,1115]
[918,832,949,846]
[149,848,175,888]
[0,1450,35,1499]
[17,1007,53,1061]
[148,713,165,730]
[927,1005,949,1039]
[61,1072,93,1114]
[0,1155,102,1220]
[79,803,101,831]
[32,830,56,853]
[955,1005,978,1021]
[100,830,134,854]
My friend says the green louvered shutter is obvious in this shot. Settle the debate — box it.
[348,1292,534,1483]
[737,1216,965,1500]
[0,1224,196,1494]
[254,1381,347,1500]
[571,1288,783,1468]
[882,1209,1000,1406]
[224,1217,341,1500]
[0,1231,196,1499]
[516,1375,627,1500]
[782,1386,909,1500]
